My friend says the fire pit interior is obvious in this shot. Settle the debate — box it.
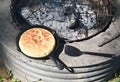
[11,0,112,42]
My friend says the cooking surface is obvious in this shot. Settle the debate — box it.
[0,0,120,67]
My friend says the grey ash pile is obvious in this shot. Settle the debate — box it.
[21,0,103,40]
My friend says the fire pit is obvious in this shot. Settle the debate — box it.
[11,0,112,42]
[0,0,120,82]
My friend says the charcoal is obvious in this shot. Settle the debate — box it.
[21,1,97,40]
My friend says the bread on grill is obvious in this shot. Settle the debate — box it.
[19,27,56,58]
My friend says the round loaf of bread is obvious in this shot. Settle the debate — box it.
[19,27,56,58]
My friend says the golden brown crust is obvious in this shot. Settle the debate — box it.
[19,28,55,58]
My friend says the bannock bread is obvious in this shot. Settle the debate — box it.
[19,28,56,58]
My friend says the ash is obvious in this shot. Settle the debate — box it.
[21,0,96,40]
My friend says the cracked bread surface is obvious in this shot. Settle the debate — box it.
[19,28,56,58]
